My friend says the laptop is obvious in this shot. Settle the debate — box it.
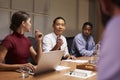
[30,50,64,75]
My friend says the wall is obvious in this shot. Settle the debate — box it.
[95,0,104,43]
[78,0,89,31]
[48,0,78,37]
[49,0,96,37]
[0,0,98,40]
[0,0,50,40]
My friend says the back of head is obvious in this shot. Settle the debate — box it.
[111,0,120,7]
[99,0,120,27]
[10,11,30,31]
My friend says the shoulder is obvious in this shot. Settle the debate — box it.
[2,34,14,42]
[61,35,66,39]
[44,33,53,38]
[74,33,82,39]
[102,15,120,44]
[1,34,15,49]
[90,35,94,39]
[25,37,31,42]
[43,33,54,41]
[107,15,120,32]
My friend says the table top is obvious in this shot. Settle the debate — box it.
[0,56,97,80]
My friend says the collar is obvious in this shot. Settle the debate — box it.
[52,32,62,39]
[82,33,90,41]
[13,32,24,38]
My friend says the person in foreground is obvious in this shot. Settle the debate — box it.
[71,22,96,57]
[43,17,76,59]
[0,11,43,71]
[98,0,120,80]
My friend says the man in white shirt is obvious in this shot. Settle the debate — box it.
[43,17,76,59]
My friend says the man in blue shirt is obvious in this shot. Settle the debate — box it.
[71,22,96,57]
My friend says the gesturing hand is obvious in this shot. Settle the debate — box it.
[56,36,63,49]
[35,29,43,41]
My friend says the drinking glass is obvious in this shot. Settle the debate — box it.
[89,56,96,64]
[20,66,30,78]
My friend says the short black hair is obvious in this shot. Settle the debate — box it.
[53,17,66,25]
[111,0,120,7]
[82,22,93,30]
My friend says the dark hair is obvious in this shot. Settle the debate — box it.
[10,11,30,31]
[111,0,120,7]
[82,22,93,30]
[53,17,66,25]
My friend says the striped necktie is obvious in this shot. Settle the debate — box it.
[85,40,88,50]
[57,36,61,50]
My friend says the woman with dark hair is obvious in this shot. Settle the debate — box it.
[0,11,43,71]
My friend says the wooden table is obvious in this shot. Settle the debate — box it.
[0,57,97,80]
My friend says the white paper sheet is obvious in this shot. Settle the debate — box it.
[55,66,70,71]
[63,59,88,64]
[65,69,96,79]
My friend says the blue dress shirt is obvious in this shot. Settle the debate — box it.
[71,33,95,57]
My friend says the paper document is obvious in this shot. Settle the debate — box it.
[55,66,70,71]
[63,59,88,64]
[65,69,96,79]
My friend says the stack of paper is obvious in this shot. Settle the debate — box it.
[65,69,96,79]
[63,59,88,64]
[55,66,70,71]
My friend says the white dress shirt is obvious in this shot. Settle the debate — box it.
[43,32,69,56]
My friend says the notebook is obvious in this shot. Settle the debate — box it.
[31,50,64,75]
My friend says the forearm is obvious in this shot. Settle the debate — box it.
[51,45,60,51]
[34,29,43,64]
[80,49,93,56]
[35,41,42,64]
[0,63,21,71]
